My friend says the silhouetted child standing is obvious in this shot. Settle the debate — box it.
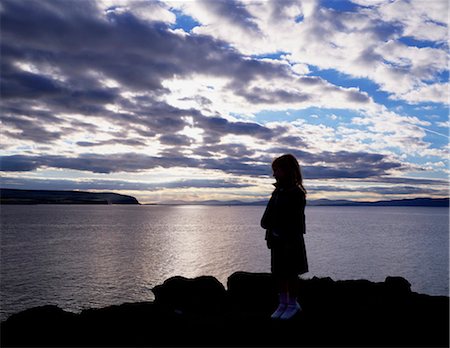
[261,154,308,320]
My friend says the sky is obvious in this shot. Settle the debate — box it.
[0,0,449,204]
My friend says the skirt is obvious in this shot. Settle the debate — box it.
[270,235,308,277]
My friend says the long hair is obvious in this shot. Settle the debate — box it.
[272,154,307,194]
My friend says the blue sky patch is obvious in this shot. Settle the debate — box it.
[294,14,304,23]
[251,52,288,60]
[254,107,363,126]
[169,9,200,32]
[308,67,401,108]
[398,36,446,49]
[320,0,360,12]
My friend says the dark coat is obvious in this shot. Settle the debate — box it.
[261,183,308,276]
[261,183,306,247]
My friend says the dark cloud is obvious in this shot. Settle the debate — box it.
[0,149,403,180]
[356,47,384,67]
[266,148,404,179]
[2,115,63,142]
[366,177,449,186]
[0,153,200,174]
[270,147,398,166]
[178,95,213,106]
[302,165,398,180]
[194,143,256,158]
[163,178,251,189]
[229,74,370,106]
[297,76,323,85]
[76,141,99,147]
[194,115,275,142]
[235,86,311,104]
[199,0,262,35]
[366,20,404,41]
[308,185,448,196]
[0,155,42,172]
[0,177,251,191]
[0,153,261,176]
[200,156,269,176]
[269,0,301,22]
[361,186,447,195]
[346,89,370,103]
[159,134,194,146]
[277,135,308,147]
[76,138,147,147]
[0,0,371,158]
[1,70,62,99]
[0,153,264,177]
[0,0,292,146]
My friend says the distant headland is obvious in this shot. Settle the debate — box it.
[0,189,140,205]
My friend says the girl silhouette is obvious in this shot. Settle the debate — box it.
[261,154,308,320]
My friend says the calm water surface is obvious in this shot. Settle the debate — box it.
[1,205,448,320]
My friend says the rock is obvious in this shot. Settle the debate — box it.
[1,273,448,347]
[227,271,277,314]
[384,276,411,295]
[152,275,227,315]
[1,305,78,346]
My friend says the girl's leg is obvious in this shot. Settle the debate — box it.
[270,276,288,319]
[287,275,298,302]
[279,275,301,320]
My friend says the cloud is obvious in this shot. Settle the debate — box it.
[76,138,147,147]
[1,0,292,100]
[159,134,194,146]
[199,0,262,35]
[97,0,176,24]
[0,176,251,191]
[0,153,196,174]
[0,0,447,202]
[194,115,275,142]
[0,0,382,155]
[175,0,264,44]
[194,143,256,158]
[395,83,449,104]
[372,0,447,42]
[0,155,43,172]
[308,185,447,196]
[436,120,450,128]
[0,147,405,180]
[0,0,301,150]
[366,176,449,186]
[174,0,448,104]
[2,115,64,142]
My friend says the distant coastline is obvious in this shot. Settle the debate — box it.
[157,197,450,207]
[0,189,140,205]
[1,188,448,207]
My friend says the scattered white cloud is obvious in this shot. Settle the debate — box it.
[0,0,448,203]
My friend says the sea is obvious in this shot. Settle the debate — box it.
[0,204,448,320]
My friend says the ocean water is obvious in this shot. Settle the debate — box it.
[0,205,448,320]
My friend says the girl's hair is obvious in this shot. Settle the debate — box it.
[272,154,307,194]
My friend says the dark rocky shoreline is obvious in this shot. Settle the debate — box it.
[1,272,448,347]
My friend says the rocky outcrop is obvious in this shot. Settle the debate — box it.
[1,272,448,347]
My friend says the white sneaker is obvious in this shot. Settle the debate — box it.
[270,303,287,319]
[279,301,301,320]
